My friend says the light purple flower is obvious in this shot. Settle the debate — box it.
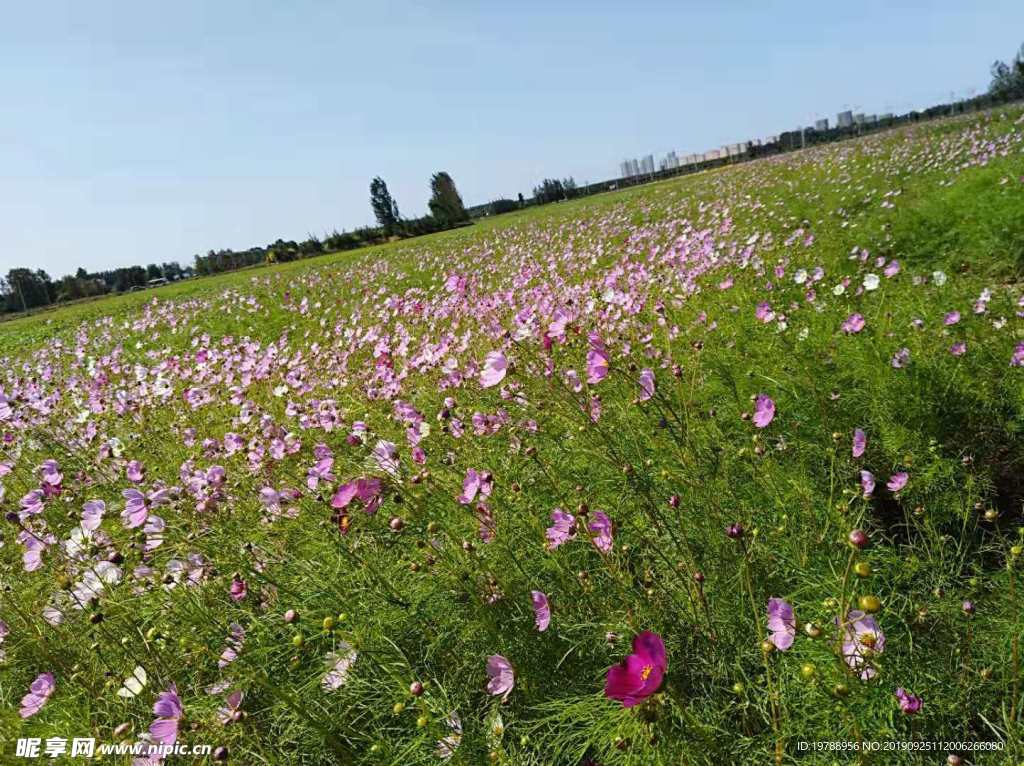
[586,333,610,384]
[891,347,911,368]
[767,598,796,651]
[638,369,655,402]
[546,509,576,549]
[841,313,865,334]
[860,470,876,498]
[485,654,514,700]
[887,472,908,493]
[19,672,56,718]
[531,590,551,632]
[944,310,960,326]
[752,394,775,428]
[839,610,885,680]
[950,341,966,356]
[479,351,508,388]
[588,511,613,552]
[852,429,867,458]
[150,683,183,745]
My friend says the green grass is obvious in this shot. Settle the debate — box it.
[1,108,1024,765]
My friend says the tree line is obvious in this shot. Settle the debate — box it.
[4,42,1024,317]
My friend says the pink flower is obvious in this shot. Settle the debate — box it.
[767,598,796,651]
[586,333,609,384]
[944,310,961,326]
[895,688,922,715]
[852,429,867,458]
[479,351,508,388]
[331,477,382,515]
[458,469,492,505]
[887,472,908,493]
[950,341,966,356]
[531,591,551,632]
[19,672,56,718]
[752,394,775,428]
[150,684,183,745]
[229,575,248,602]
[841,313,865,334]
[82,500,105,531]
[485,655,515,700]
[588,511,614,552]
[545,509,576,549]
[605,631,666,707]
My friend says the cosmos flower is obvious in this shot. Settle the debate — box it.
[839,610,885,680]
[217,690,244,725]
[531,590,550,632]
[479,351,508,389]
[894,687,922,715]
[322,643,358,691]
[767,598,796,651]
[546,509,576,549]
[852,429,867,458]
[229,575,248,602]
[860,470,876,498]
[19,672,56,718]
[887,472,908,493]
[943,310,960,326]
[605,631,666,707]
[485,655,515,700]
[950,341,966,356]
[150,684,183,745]
[82,500,106,531]
[126,460,145,483]
[891,347,911,368]
[752,394,775,428]
[638,368,655,402]
[841,313,865,334]
[588,511,614,552]
[586,333,610,384]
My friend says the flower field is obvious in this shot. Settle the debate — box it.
[2,106,1024,764]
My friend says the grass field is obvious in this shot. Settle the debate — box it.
[2,107,1024,765]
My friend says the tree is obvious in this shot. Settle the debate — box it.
[369,177,401,235]
[989,43,1024,98]
[532,178,566,205]
[427,172,469,227]
[2,268,54,312]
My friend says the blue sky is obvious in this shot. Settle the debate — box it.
[3,1,1023,278]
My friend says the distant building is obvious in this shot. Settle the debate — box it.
[837,110,854,128]
[620,160,634,178]
[663,150,679,170]
[853,113,866,125]
[879,113,894,122]
[815,118,829,131]
[640,154,655,175]
[629,158,640,176]
[865,114,877,124]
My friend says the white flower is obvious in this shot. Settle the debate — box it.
[798,327,810,341]
[793,269,808,285]
[862,274,880,291]
[832,283,846,296]
[932,270,947,286]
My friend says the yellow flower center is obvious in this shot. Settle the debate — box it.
[640,664,653,681]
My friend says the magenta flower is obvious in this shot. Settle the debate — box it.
[841,313,865,334]
[150,683,183,745]
[588,511,614,552]
[638,368,655,402]
[767,598,796,651]
[860,470,876,498]
[887,472,908,493]
[485,655,515,700]
[605,631,667,707]
[19,672,56,718]
[839,610,885,680]
[752,394,775,428]
[531,590,551,632]
[331,477,382,515]
[229,575,247,602]
[479,351,508,388]
[586,333,610,384]
[852,429,867,458]
[895,688,922,715]
[458,468,492,505]
[546,509,576,549]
